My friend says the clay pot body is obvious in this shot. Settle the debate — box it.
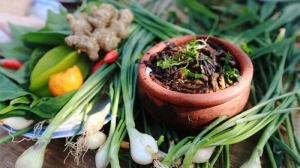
[137,35,253,132]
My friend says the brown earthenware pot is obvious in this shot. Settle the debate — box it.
[137,35,254,132]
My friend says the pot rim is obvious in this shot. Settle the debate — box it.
[138,35,254,106]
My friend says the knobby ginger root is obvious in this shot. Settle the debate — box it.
[66,13,92,35]
[65,3,134,61]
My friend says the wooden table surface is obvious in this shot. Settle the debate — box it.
[1,112,299,168]
[1,1,300,168]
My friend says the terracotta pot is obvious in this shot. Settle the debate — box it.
[137,35,253,132]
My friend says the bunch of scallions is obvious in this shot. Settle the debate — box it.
[1,0,299,167]
[95,0,300,167]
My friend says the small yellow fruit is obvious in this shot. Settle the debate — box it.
[48,65,83,97]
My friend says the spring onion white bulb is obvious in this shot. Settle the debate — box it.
[192,146,215,163]
[84,109,109,135]
[128,128,159,165]
[84,96,111,134]
[240,150,262,168]
[67,98,111,165]
[15,140,48,168]
[95,143,110,168]
[0,117,34,130]
[86,131,106,150]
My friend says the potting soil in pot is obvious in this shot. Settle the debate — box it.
[143,37,242,94]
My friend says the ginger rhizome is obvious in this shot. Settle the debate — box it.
[65,3,134,61]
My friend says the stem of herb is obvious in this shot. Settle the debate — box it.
[0,125,34,144]
[270,136,300,166]
[223,145,230,168]
[209,146,224,167]
[265,142,277,168]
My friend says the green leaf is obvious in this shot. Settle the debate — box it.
[247,0,260,15]
[0,61,30,85]
[0,73,32,102]
[0,109,29,120]
[10,96,32,105]
[182,67,203,78]
[260,2,277,21]
[231,19,273,45]
[184,0,218,20]
[267,3,300,31]
[0,40,22,52]
[0,46,32,62]
[9,24,39,40]
[31,90,76,118]
[250,38,294,60]
[0,24,34,62]
[0,104,30,115]
[42,10,70,31]
[22,30,71,46]
[219,11,258,32]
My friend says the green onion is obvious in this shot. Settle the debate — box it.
[15,63,117,168]
[95,72,122,168]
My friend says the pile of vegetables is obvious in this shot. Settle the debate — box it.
[0,0,299,167]
[65,3,133,61]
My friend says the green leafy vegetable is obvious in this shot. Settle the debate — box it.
[0,73,32,102]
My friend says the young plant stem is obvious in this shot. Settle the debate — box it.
[223,145,230,168]
[265,142,277,168]
[161,136,194,166]
[95,72,121,168]
[177,115,229,167]
[210,146,224,167]
[270,136,300,166]
[285,114,299,160]
[15,63,117,167]
[0,125,34,144]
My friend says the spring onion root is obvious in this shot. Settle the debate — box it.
[68,97,111,165]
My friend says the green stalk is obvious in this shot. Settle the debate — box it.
[223,145,230,168]
[285,114,299,158]
[257,61,269,90]
[42,64,115,135]
[95,72,121,168]
[234,107,300,124]
[265,142,277,168]
[110,118,127,168]
[207,45,293,139]
[270,136,300,166]
[120,27,146,128]
[108,73,121,139]
[15,63,117,167]
[250,81,258,105]
[209,146,224,167]
[162,116,229,165]
[181,91,298,167]
[206,91,298,138]
[0,125,34,144]
[161,136,194,166]
[224,94,297,144]
[239,95,297,167]
[99,0,195,38]
[132,18,170,40]
[179,115,229,167]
